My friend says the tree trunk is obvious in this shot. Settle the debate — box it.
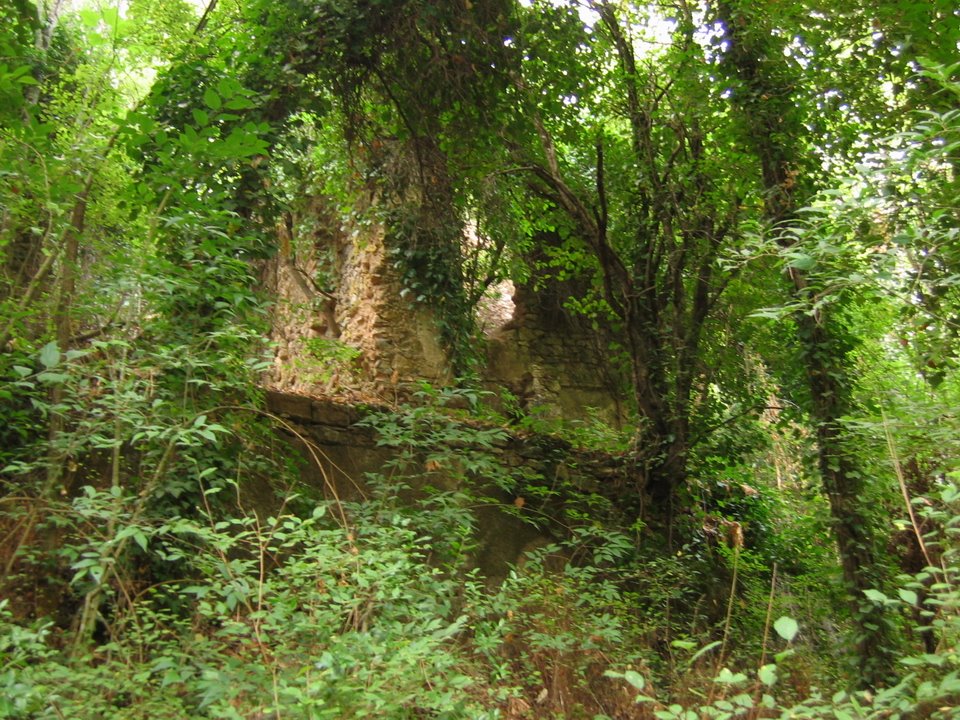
[717,0,896,686]
[799,311,894,682]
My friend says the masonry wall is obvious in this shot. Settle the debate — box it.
[484,277,626,427]
[265,390,637,584]
[264,201,625,426]
[263,202,451,399]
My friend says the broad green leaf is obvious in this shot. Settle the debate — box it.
[203,87,221,110]
[758,664,778,686]
[714,667,748,684]
[225,97,255,110]
[37,372,69,384]
[787,254,816,271]
[133,531,149,552]
[773,616,799,642]
[216,77,240,99]
[623,670,645,690]
[39,341,61,369]
[938,672,960,693]
[863,589,888,604]
[898,588,918,605]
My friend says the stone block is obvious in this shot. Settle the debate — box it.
[265,390,313,420]
[311,398,357,427]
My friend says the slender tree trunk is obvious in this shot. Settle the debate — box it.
[717,0,896,686]
[799,311,893,681]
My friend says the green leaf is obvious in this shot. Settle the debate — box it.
[898,588,918,605]
[623,670,645,690]
[192,108,209,127]
[863,589,888,604]
[787,253,816,271]
[216,77,239,99]
[938,672,960,694]
[37,372,69,384]
[757,664,778,686]
[203,87,221,110]
[133,531,149,552]
[690,640,722,663]
[225,97,255,110]
[714,667,748,684]
[39,341,61,369]
[773,616,799,642]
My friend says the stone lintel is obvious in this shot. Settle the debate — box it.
[265,390,313,421]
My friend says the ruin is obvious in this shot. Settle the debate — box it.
[263,204,626,427]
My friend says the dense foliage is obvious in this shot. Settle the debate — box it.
[1,0,959,717]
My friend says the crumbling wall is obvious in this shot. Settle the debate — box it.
[483,272,626,427]
[263,201,452,398]
[263,201,346,394]
[265,203,624,426]
[336,224,450,388]
[265,390,636,584]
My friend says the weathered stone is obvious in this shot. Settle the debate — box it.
[271,391,637,583]
[261,196,626,438]
[265,390,312,421]
[310,399,357,427]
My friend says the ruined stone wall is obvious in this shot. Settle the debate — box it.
[262,201,345,394]
[265,390,636,584]
[483,275,626,427]
[265,202,625,426]
[263,202,452,398]
[336,224,450,388]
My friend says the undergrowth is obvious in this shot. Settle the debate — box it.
[2,380,958,719]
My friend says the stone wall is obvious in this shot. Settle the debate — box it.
[335,224,450,387]
[482,267,626,427]
[263,204,451,399]
[264,202,625,426]
[263,203,344,393]
[265,390,637,584]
